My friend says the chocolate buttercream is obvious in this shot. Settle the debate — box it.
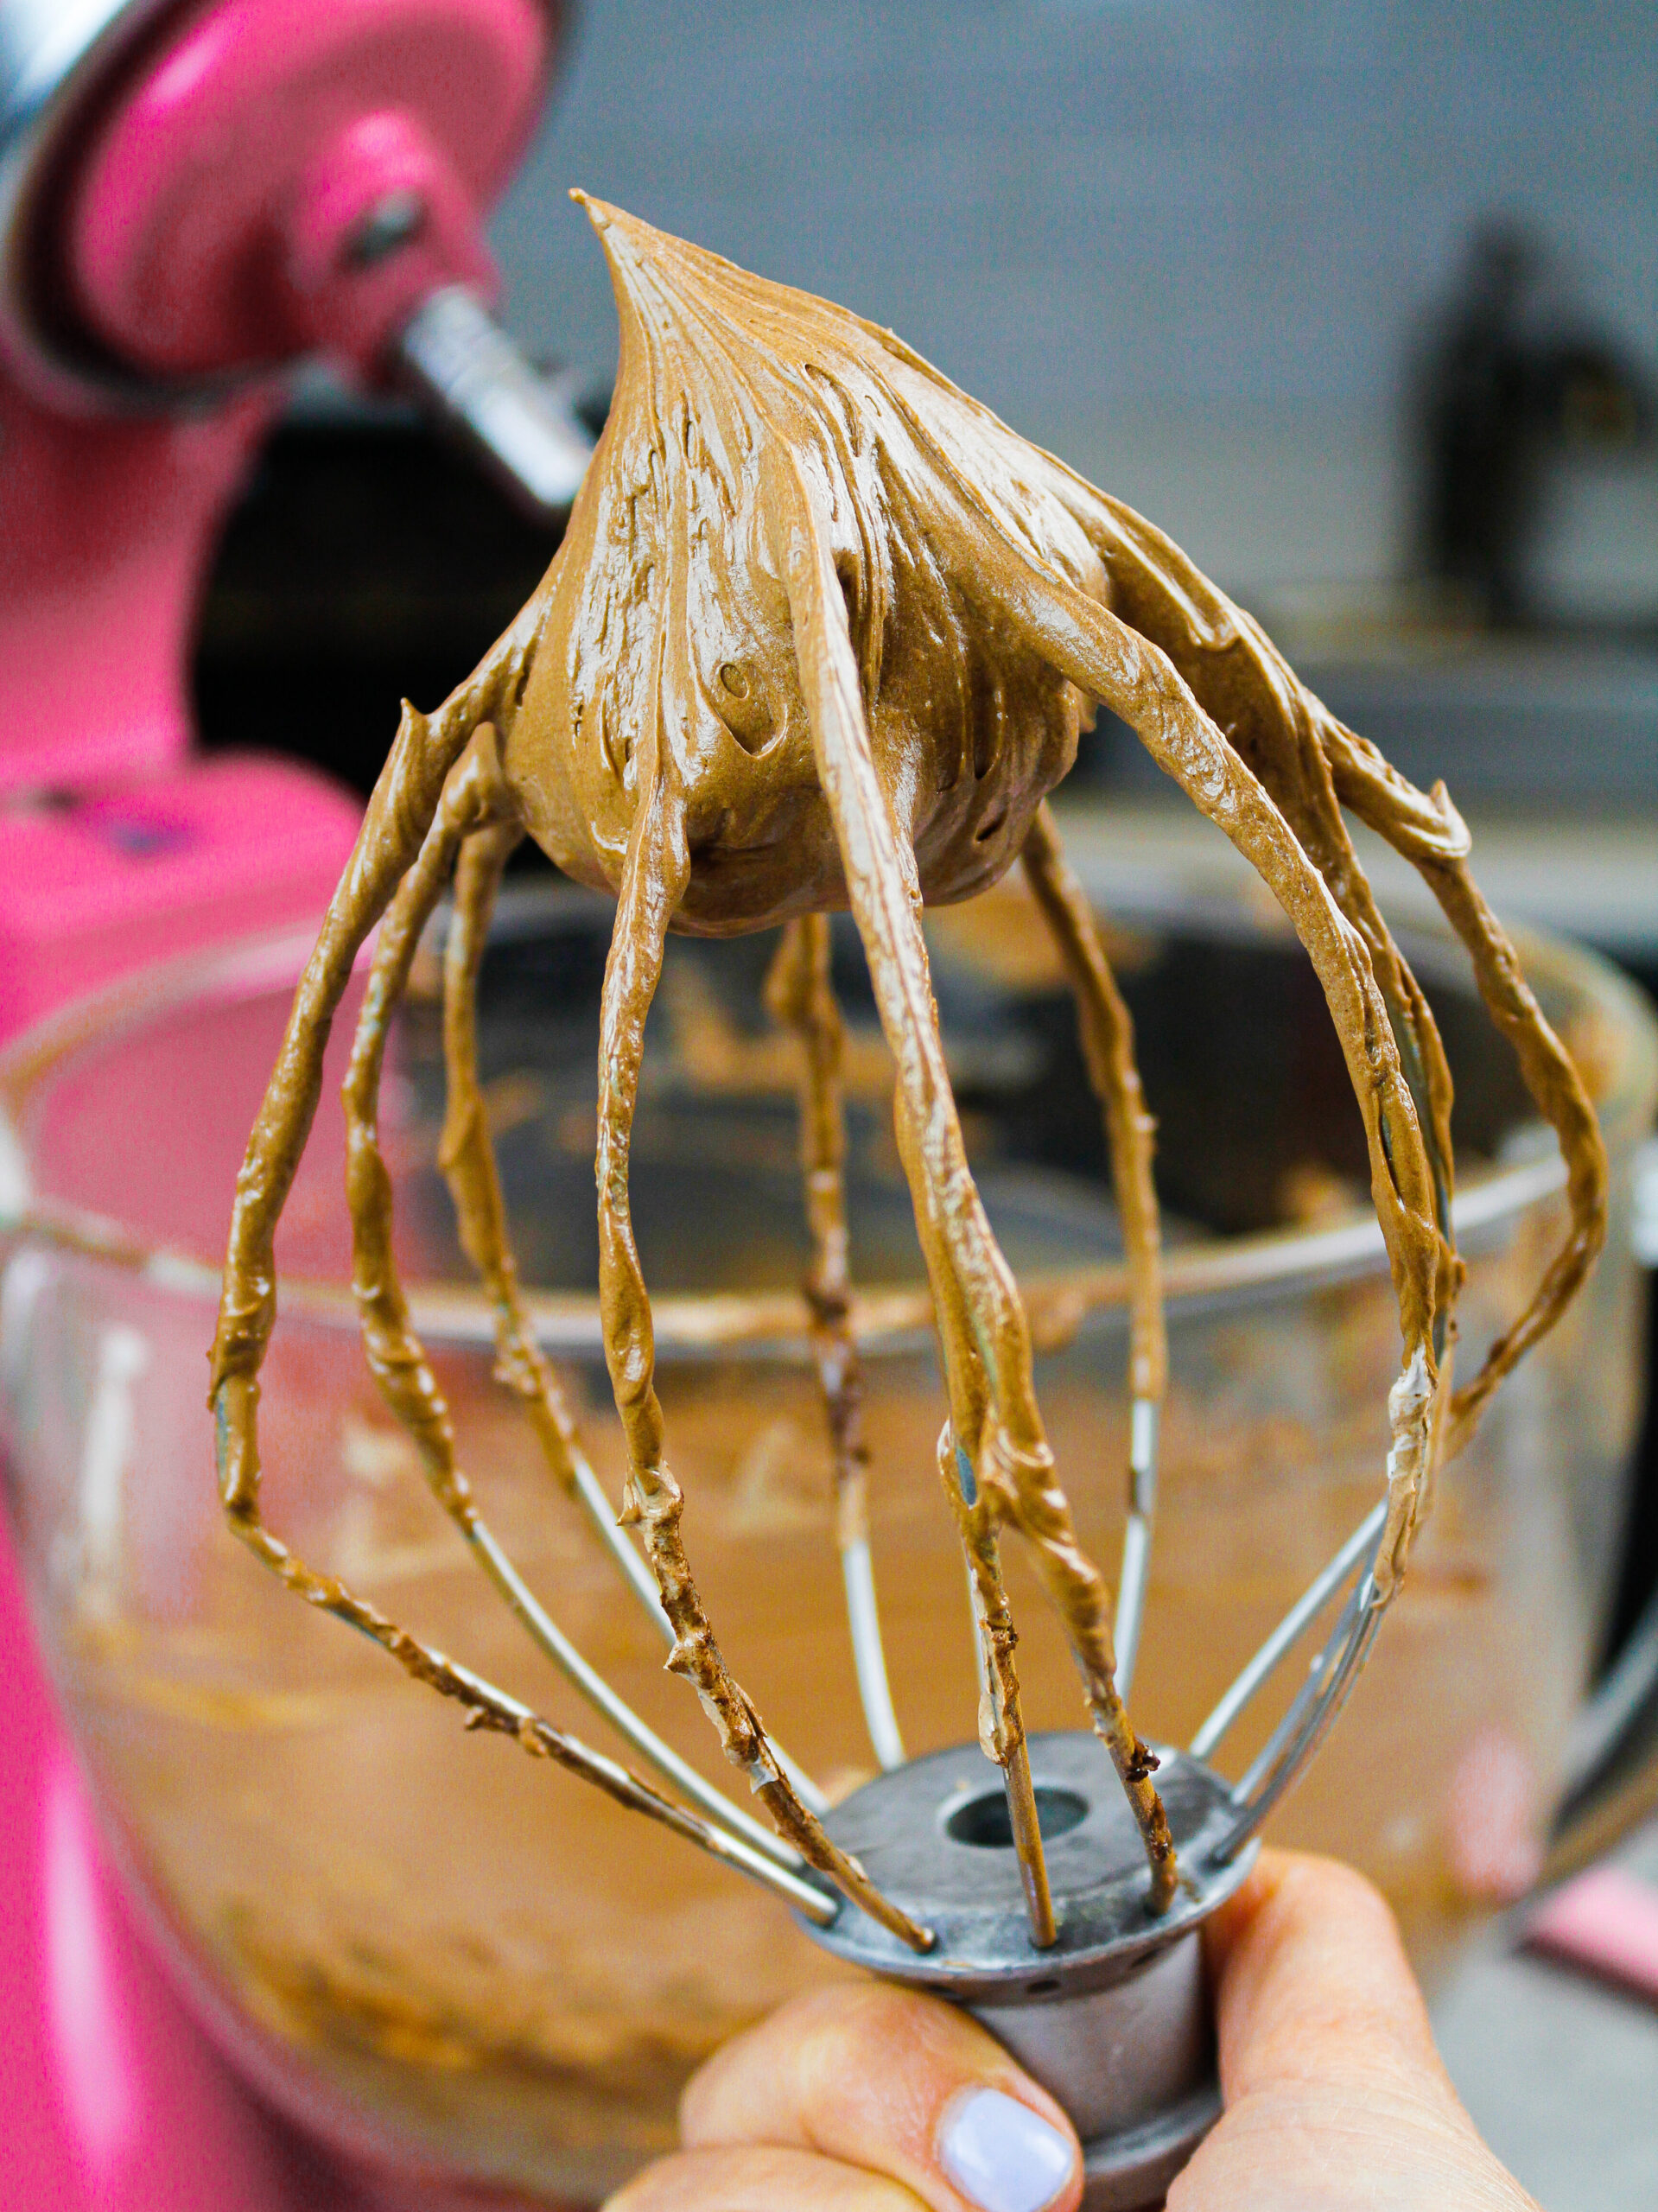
[209,200,1606,1941]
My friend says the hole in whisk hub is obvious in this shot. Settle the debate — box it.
[943,1784,1089,1849]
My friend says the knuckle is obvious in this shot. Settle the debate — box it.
[1293,1851,1392,1920]
[682,1980,981,2152]
[791,1980,948,2079]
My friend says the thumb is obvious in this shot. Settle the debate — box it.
[1203,1847,1452,2106]
[676,1981,1083,2212]
[1181,1851,1540,2209]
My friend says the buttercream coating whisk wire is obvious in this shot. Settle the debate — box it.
[206,197,1607,1958]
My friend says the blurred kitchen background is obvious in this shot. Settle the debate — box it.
[197,0,1658,1658]
[203,0,1658,780]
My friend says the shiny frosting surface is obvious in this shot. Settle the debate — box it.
[207,200,1608,1944]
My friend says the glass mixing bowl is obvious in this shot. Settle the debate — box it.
[1,852,1653,2205]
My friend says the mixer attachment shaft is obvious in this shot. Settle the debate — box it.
[396,284,595,520]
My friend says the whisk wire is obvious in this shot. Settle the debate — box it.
[332,746,833,1895]
[1228,1574,1369,1808]
[203,205,1611,1980]
[568,1452,677,1627]
[522,1347,831,1821]
[1189,1498,1388,1762]
[765,914,905,1782]
[1214,1593,1385,1863]
[842,1537,907,1772]
[1112,1396,1160,1702]
[1200,1511,1389,1865]
[428,1649,839,1923]
[1020,809,1166,1715]
[466,1516,809,1871]
[437,821,836,1829]
[964,1546,1059,1948]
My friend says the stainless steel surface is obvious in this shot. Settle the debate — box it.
[991,1953,1221,2209]
[1079,2084,1223,2212]
[975,1935,1210,2145]
[842,1535,906,1771]
[395,283,594,517]
[1214,1573,1387,1861]
[0,0,176,398]
[1191,1500,1388,1762]
[805,1737,1256,1998]
[803,1735,1256,2210]
[1110,1396,1158,1703]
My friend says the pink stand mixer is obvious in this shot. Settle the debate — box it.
[0,3,590,2200]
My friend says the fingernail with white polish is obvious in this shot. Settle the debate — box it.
[937,2086,1076,2212]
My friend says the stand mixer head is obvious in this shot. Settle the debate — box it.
[0,0,589,469]
[0,0,592,1014]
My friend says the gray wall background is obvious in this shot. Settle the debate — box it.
[490,1,1657,610]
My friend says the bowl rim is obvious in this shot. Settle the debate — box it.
[1,876,1653,1363]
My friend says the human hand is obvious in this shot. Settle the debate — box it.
[605,1850,1538,2211]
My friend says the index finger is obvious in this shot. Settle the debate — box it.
[682,1981,1083,2212]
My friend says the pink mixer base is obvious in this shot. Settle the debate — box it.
[0,753,363,1034]
[0,0,561,2195]
[0,1508,340,2208]
[0,770,568,2208]
[0,761,365,2207]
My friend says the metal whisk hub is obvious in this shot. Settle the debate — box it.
[802,1734,1258,2209]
